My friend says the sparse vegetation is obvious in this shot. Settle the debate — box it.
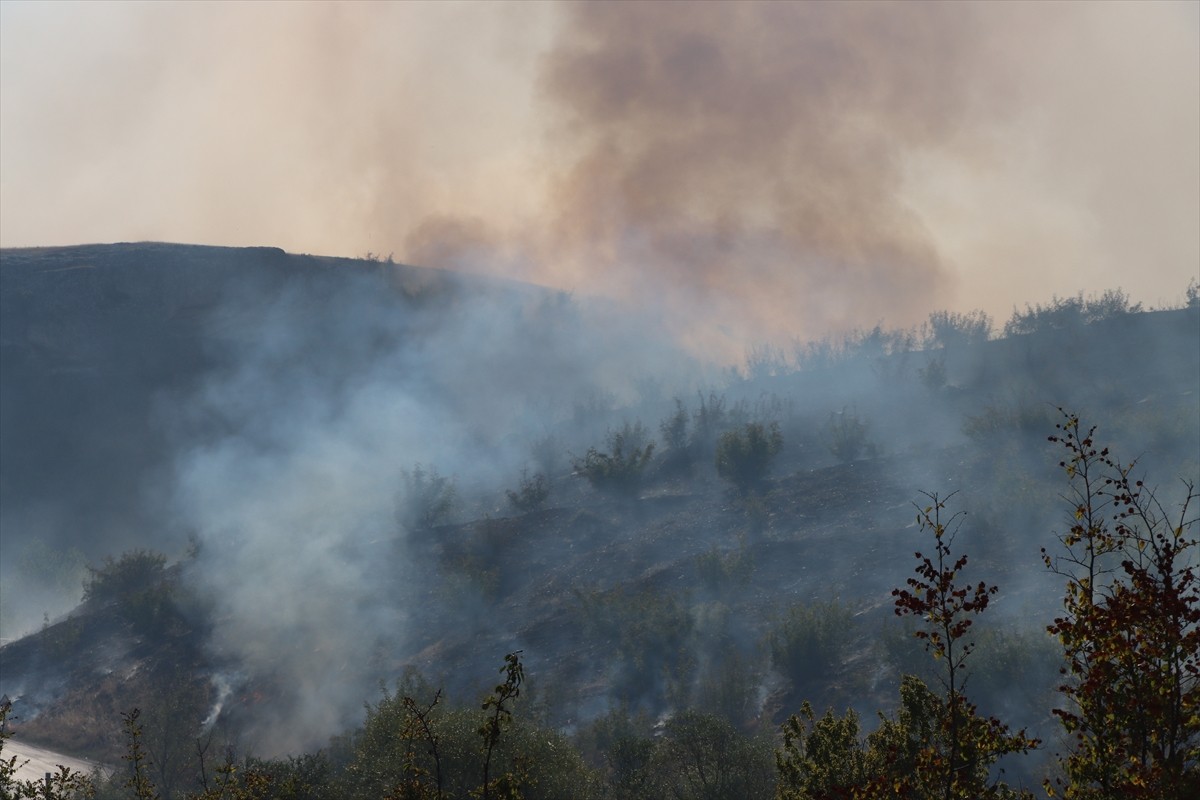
[1004,289,1142,336]
[927,309,993,350]
[658,398,694,475]
[825,406,872,462]
[768,602,854,700]
[694,540,754,597]
[82,550,180,636]
[573,422,655,496]
[396,464,457,532]
[505,469,549,514]
[918,357,947,392]
[715,422,783,491]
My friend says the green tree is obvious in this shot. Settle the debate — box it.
[343,654,599,800]
[775,701,869,799]
[649,711,775,800]
[83,550,180,636]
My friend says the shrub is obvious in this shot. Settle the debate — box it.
[917,357,947,392]
[658,398,694,474]
[1042,410,1199,797]
[695,541,754,596]
[825,407,872,462]
[690,392,728,455]
[345,654,602,800]
[926,309,992,350]
[573,422,655,496]
[1003,289,1142,337]
[82,549,167,605]
[506,468,549,513]
[83,549,179,636]
[768,602,854,697]
[715,422,783,491]
[395,464,457,532]
[574,587,694,706]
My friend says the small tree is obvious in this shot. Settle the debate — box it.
[1042,410,1199,799]
[890,492,1038,799]
[716,422,783,492]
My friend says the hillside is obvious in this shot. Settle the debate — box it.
[1,244,1197,796]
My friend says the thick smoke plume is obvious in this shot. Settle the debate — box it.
[2,2,1196,353]
[164,265,692,753]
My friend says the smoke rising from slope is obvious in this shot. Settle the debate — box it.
[164,264,693,753]
[2,2,1196,352]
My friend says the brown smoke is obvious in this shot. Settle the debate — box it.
[522,1,992,350]
[2,1,1196,358]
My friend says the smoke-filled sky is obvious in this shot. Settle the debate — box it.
[2,0,1197,351]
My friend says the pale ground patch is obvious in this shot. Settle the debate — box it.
[6,737,104,783]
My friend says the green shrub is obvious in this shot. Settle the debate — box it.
[926,309,992,350]
[695,541,754,596]
[82,549,167,605]
[825,407,872,462]
[658,398,694,474]
[918,357,947,392]
[715,422,783,491]
[651,711,776,800]
[395,464,457,531]
[1002,288,1141,336]
[690,392,728,455]
[768,602,854,696]
[506,468,549,513]
[573,422,655,496]
[82,549,180,636]
[344,656,602,800]
[574,587,694,706]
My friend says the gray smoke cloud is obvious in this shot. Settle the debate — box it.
[160,264,693,753]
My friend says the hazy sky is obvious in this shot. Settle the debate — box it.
[2,0,1197,350]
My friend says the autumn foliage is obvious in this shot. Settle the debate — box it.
[1042,410,1200,799]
